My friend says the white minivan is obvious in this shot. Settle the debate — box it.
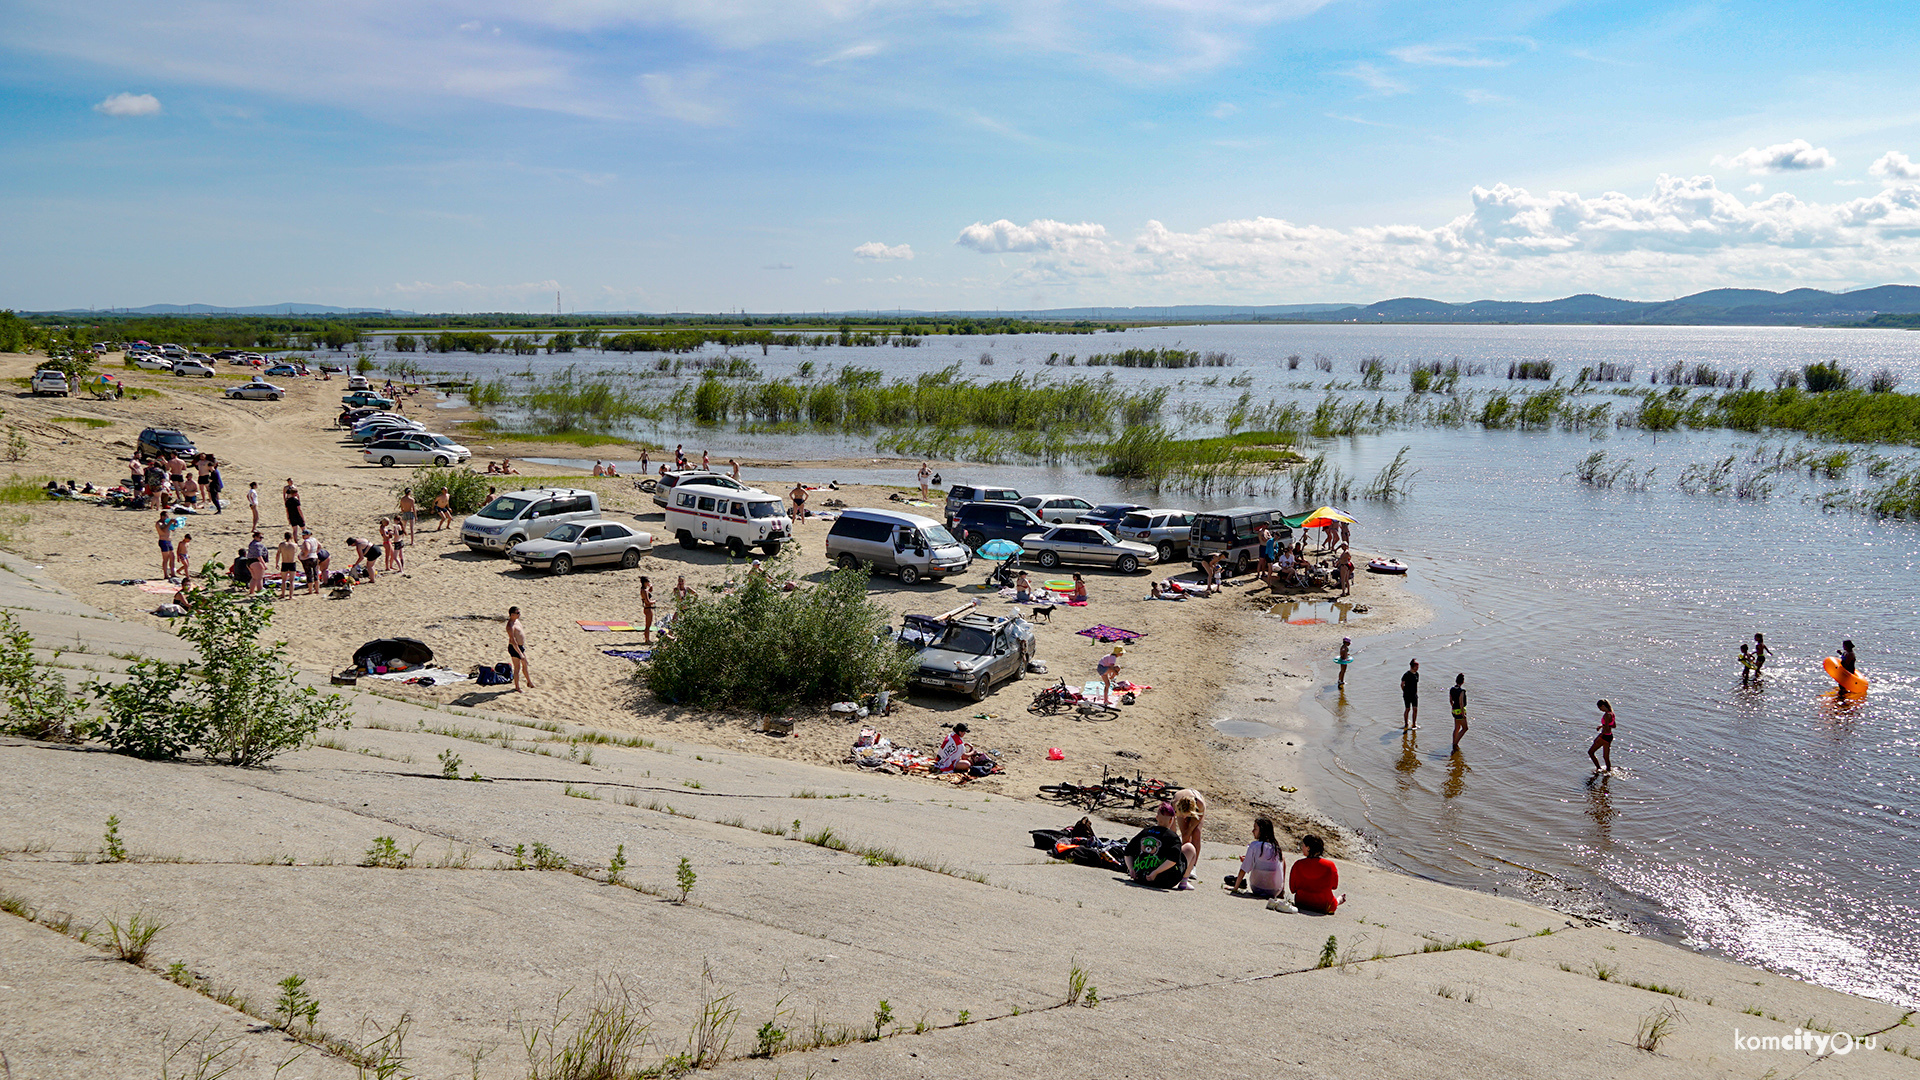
[460,488,602,554]
[665,482,792,557]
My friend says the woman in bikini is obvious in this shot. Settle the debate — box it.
[1588,698,1616,772]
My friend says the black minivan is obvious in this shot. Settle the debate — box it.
[1187,506,1291,573]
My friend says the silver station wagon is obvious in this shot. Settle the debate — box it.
[508,520,654,575]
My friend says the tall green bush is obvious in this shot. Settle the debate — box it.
[400,465,492,515]
[0,611,92,741]
[646,565,914,711]
[93,589,350,765]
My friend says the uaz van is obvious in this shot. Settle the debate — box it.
[665,482,791,557]
[461,488,602,553]
[826,508,971,585]
[1188,506,1291,574]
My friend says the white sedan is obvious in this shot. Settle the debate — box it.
[509,520,654,574]
[224,380,287,401]
[173,360,216,377]
[363,434,472,467]
[132,356,172,371]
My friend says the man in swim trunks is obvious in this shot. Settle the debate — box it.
[300,530,321,595]
[1752,633,1768,677]
[1449,673,1468,753]
[434,488,452,531]
[508,606,533,691]
[397,490,417,543]
[154,512,176,579]
[1401,659,1420,729]
[275,531,299,600]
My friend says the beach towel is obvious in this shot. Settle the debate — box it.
[137,581,179,595]
[364,666,471,686]
[577,621,638,632]
[1075,624,1143,644]
[603,649,654,662]
[1083,680,1109,699]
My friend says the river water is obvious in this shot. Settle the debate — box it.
[380,323,1920,1006]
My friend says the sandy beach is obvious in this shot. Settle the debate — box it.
[1,352,1423,856]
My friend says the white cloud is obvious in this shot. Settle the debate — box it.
[1714,139,1836,174]
[1744,183,1764,195]
[1209,101,1238,119]
[1871,151,1920,182]
[815,41,881,64]
[955,218,1108,253]
[1342,62,1409,96]
[93,92,161,117]
[955,172,1920,301]
[1389,43,1501,67]
[853,241,913,260]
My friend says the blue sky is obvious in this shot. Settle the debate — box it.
[6,0,1920,312]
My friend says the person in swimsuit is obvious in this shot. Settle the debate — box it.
[1588,698,1616,771]
[1837,640,1858,694]
[299,530,320,595]
[154,512,176,579]
[1449,673,1468,753]
[179,470,199,508]
[247,481,260,529]
[640,576,656,644]
[275,532,299,599]
[1336,637,1351,690]
[1172,788,1206,889]
[397,490,417,544]
[788,482,809,521]
[175,533,192,581]
[1097,644,1123,704]
[434,488,452,531]
[1071,573,1087,603]
[1288,835,1343,914]
[1401,659,1420,729]
[1751,633,1768,678]
[507,605,533,690]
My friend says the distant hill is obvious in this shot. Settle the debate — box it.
[1310,285,1920,325]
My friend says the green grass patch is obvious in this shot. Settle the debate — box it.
[0,475,56,504]
[48,416,112,428]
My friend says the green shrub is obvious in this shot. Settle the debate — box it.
[0,611,92,740]
[398,465,492,515]
[91,589,350,765]
[646,564,914,711]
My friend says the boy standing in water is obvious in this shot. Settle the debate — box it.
[1336,637,1351,689]
[1739,643,1755,686]
[1401,659,1420,729]
[1837,639,1858,694]
[1752,633,1769,678]
[1588,699,1616,772]
[1449,673,1468,753]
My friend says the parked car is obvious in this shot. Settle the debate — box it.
[910,612,1034,702]
[825,508,971,585]
[1020,523,1156,573]
[1188,506,1292,574]
[30,370,68,396]
[508,520,653,575]
[264,363,307,377]
[651,469,747,508]
[136,427,196,458]
[132,356,173,371]
[1017,494,1097,524]
[351,419,424,442]
[224,380,286,401]
[1115,508,1197,563]
[943,482,1022,523]
[949,501,1048,551]
[340,391,396,409]
[663,482,792,556]
[1076,502,1151,530]
[461,488,601,553]
[362,435,471,467]
[172,359,216,377]
[159,344,186,358]
[346,374,372,391]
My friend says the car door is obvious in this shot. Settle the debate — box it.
[574,524,607,565]
[1062,526,1109,565]
[596,523,635,564]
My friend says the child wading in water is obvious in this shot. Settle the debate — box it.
[1336,637,1352,689]
[1588,698,1616,772]
[1739,642,1756,686]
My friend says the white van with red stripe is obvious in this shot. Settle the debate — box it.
[665,482,792,557]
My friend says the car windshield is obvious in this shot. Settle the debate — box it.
[746,500,783,519]
[545,524,584,542]
[475,496,530,521]
[935,626,995,655]
[429,435,457,447]
[925,525,959,547]
[1120,514,1152,529]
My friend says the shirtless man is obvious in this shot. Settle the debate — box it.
[507,606,533,690]
[300,530,321,595]
[397,489,417,543]
[154,513,176,579]
[788,482,809,521]
[1401,659,1420,729]
[275,531,299,599]
[434,488,453,531]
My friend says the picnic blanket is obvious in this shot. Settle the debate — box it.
[577,621,638,632]
[136,581,179,595]
[603,649,654,662]
[1076,624,1143,643]
[364,667,471,686]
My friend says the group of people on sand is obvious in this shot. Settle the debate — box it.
[483,459,519,475]
[1254,524,1354,596]
[1121,792,1345,914]
[128,451,225,514]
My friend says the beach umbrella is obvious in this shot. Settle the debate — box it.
[977,538,1023,560]
[1284,506,1357,530]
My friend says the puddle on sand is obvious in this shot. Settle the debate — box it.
[1263,599,1367,625]
[1213,718,1285,738]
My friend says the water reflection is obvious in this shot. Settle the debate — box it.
[1266,599,1364,625]
[1441,751,1469,801]
[1394,731,1420,795]
[1583,773,1616,851]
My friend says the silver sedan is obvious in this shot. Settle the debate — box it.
[1020,524,1157,573]
[508,520,654,575]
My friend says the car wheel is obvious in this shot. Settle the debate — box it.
[970,673,993,702]
[1116,554,1139,574]
[677,530,698,550]
[760,540,782,556]
[434,456,450,466]
[1237,552,1252,577]
[899,565,921,585]
[836,553,861,571]
[550,555,572,576]
[1157,541,1175,563]
[379,456,396,467]
[1037,550,1060,569]
[964,533,984,552]
[726,537,748,558]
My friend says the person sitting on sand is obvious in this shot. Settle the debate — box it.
[1125,803,1192,890]
[1071,573,1087,603]
[485,460,500,474]
[605,461,617,477]
[1288,834,1343,914]
[1172,789,1206,889]
[1227,817,1285,899]
[936,723,993,774]
[1014,570,1032,603]
[747,560,771,586]
[592,460,605,477]
[500,458,518,475]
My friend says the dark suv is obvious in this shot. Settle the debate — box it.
[950,502,1047,550]
[136,427,196,459]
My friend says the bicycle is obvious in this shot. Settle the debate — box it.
[1037,780,1120,810]
[1029,678,1120,720]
